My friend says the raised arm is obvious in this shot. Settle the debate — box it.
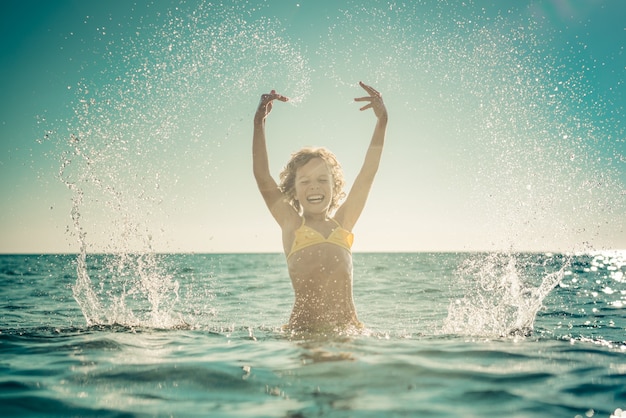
[335,82,388,230]
[252,90,292,223]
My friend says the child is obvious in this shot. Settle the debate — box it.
[253,82,388,332]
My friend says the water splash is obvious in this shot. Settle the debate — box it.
[59,132,184,328]
[317,0,625,251]
[442,253,569,337]
[57,1,311,328]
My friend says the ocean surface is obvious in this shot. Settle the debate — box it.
[1,252,625,417]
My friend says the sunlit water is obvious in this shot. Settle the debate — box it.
[1,252,625,417]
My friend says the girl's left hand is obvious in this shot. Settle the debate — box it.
[354,81,387,122]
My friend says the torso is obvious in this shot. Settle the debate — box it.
[283,217,360,331]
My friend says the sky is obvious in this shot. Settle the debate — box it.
[1,0,624,254]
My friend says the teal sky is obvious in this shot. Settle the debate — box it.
[1,0,624,254]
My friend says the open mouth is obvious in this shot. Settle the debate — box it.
[307,194,324,204]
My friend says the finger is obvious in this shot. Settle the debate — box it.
[268,89,290,102]
[359,103,373,111]
[260,91,289,104]
[359,81,381,97]
[354,96,379,102]
[266,93,289,103]
[359,81,377,94]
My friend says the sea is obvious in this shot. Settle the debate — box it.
[1,251,625,418]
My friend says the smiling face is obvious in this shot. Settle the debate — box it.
[279,147,346,214]
[294,158,334,215]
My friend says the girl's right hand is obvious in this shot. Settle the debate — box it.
[354,81,387,122]
[255,90,289,123]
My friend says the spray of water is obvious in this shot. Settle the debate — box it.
[441,253,569,337]
[314,1,622,335]
[319,1,624,251]
[57,1,311,328]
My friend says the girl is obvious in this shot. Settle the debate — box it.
[253,82,388,332]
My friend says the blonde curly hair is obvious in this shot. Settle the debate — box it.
[279,147,346,213]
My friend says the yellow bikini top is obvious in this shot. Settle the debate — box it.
[287,218,354,259]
